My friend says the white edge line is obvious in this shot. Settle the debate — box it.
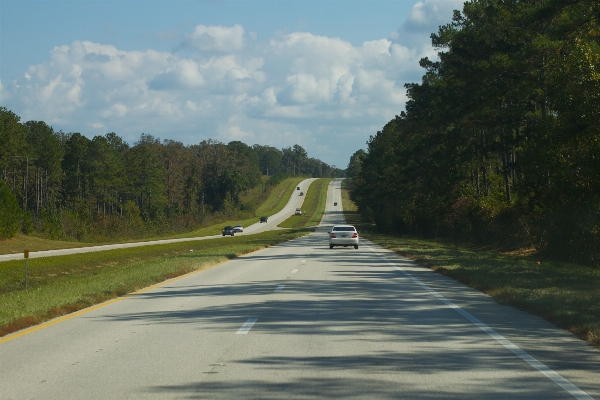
[369,246,593,400]
[236,318,258,334]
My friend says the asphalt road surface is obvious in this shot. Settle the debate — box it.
[1,179,599,399]
[0,178,317,263]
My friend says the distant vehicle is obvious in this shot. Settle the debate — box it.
[297,186,300,190]
[295,208,302,215]
[334,202,337,206]
[233,225,244,233]
[329,225,358,249]
[299,192,304,196]
[260,216,268,223]
[222,226,235,236]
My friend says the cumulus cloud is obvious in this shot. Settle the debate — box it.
[0,79,9,102]
[3,5,459,166]
[178,24,245,53]
[390,0,464,59]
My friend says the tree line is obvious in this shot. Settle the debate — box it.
[0,107,344,240]
[349,0,600,266]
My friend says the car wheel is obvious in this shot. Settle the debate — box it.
[354,245,358,249]
[231,233,235,236]
[329,244,334,249]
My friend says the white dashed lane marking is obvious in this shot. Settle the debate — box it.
[291,269,298,274]
[236,318,258,334]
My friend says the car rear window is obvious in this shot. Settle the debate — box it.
[332,226,355,232]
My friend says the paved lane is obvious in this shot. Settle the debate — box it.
[1,179,598,399]
[0,178,317,262]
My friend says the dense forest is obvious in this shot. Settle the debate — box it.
[0,107,344,241]
[349,0,600,266]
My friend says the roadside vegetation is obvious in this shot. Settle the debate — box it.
[0,109,345,244]
[348,1,600,268]
[342,185,600,348]
[151,177,305,238]
[0,229,309,338]
[278,178,331,229]
[0,177,304,255]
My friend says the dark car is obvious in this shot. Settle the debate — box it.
[260,216,268,223]
[297,186,300,190]
[222,226,235,236]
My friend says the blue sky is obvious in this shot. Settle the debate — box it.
[0,0,464,168]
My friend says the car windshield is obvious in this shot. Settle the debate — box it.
[224,226,233,229]
[332,226,355,232]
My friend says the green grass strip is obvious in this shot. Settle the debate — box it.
[151,177,306,238]
[0,177,305,254]
[340,184,600,348]
[255,177,305,217]
[0,229,308,337]
[278,178,331,229]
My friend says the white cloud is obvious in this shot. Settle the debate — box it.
[406,0,463,30]
[0,79,9,102]
[391,0,464,57]
[180,24,245,53]
[2,10,458,166]
[219,125,254,142]
[89,122,105,129]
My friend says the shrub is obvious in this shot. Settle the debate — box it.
[0,180,20,239]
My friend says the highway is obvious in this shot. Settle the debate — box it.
[1,179,599,399]
[0,178,317,263]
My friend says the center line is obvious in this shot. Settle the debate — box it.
[291,269,298,273]
[274,285,285,292]
[236,318,258,334]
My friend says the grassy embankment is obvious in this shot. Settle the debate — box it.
[278,178,332,229]
[0,177,304,255]
[341,183,600,348]
[0,229,309,338]
[166,177,304,237]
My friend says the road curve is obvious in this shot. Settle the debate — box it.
[0,178,318,262]
[1,178,598,399]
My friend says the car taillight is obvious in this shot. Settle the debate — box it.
[352,232,358,238]
[330,233,336,238]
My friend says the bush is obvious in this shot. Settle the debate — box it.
[0,180,20,239]
[266,172,288,186]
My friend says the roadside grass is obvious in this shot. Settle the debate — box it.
[0,229,308,337]
[0,234,94,256]
[167,177,306,237]
[278,178,331,229]
[341,186,600,348]
[340,179,361,226]
[0,177,305,254]
[255,177,305,217]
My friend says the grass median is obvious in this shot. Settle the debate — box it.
[341,183,600,348]
[279,178,331,229]
[0,229,309,337]
[0,178,305,255]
